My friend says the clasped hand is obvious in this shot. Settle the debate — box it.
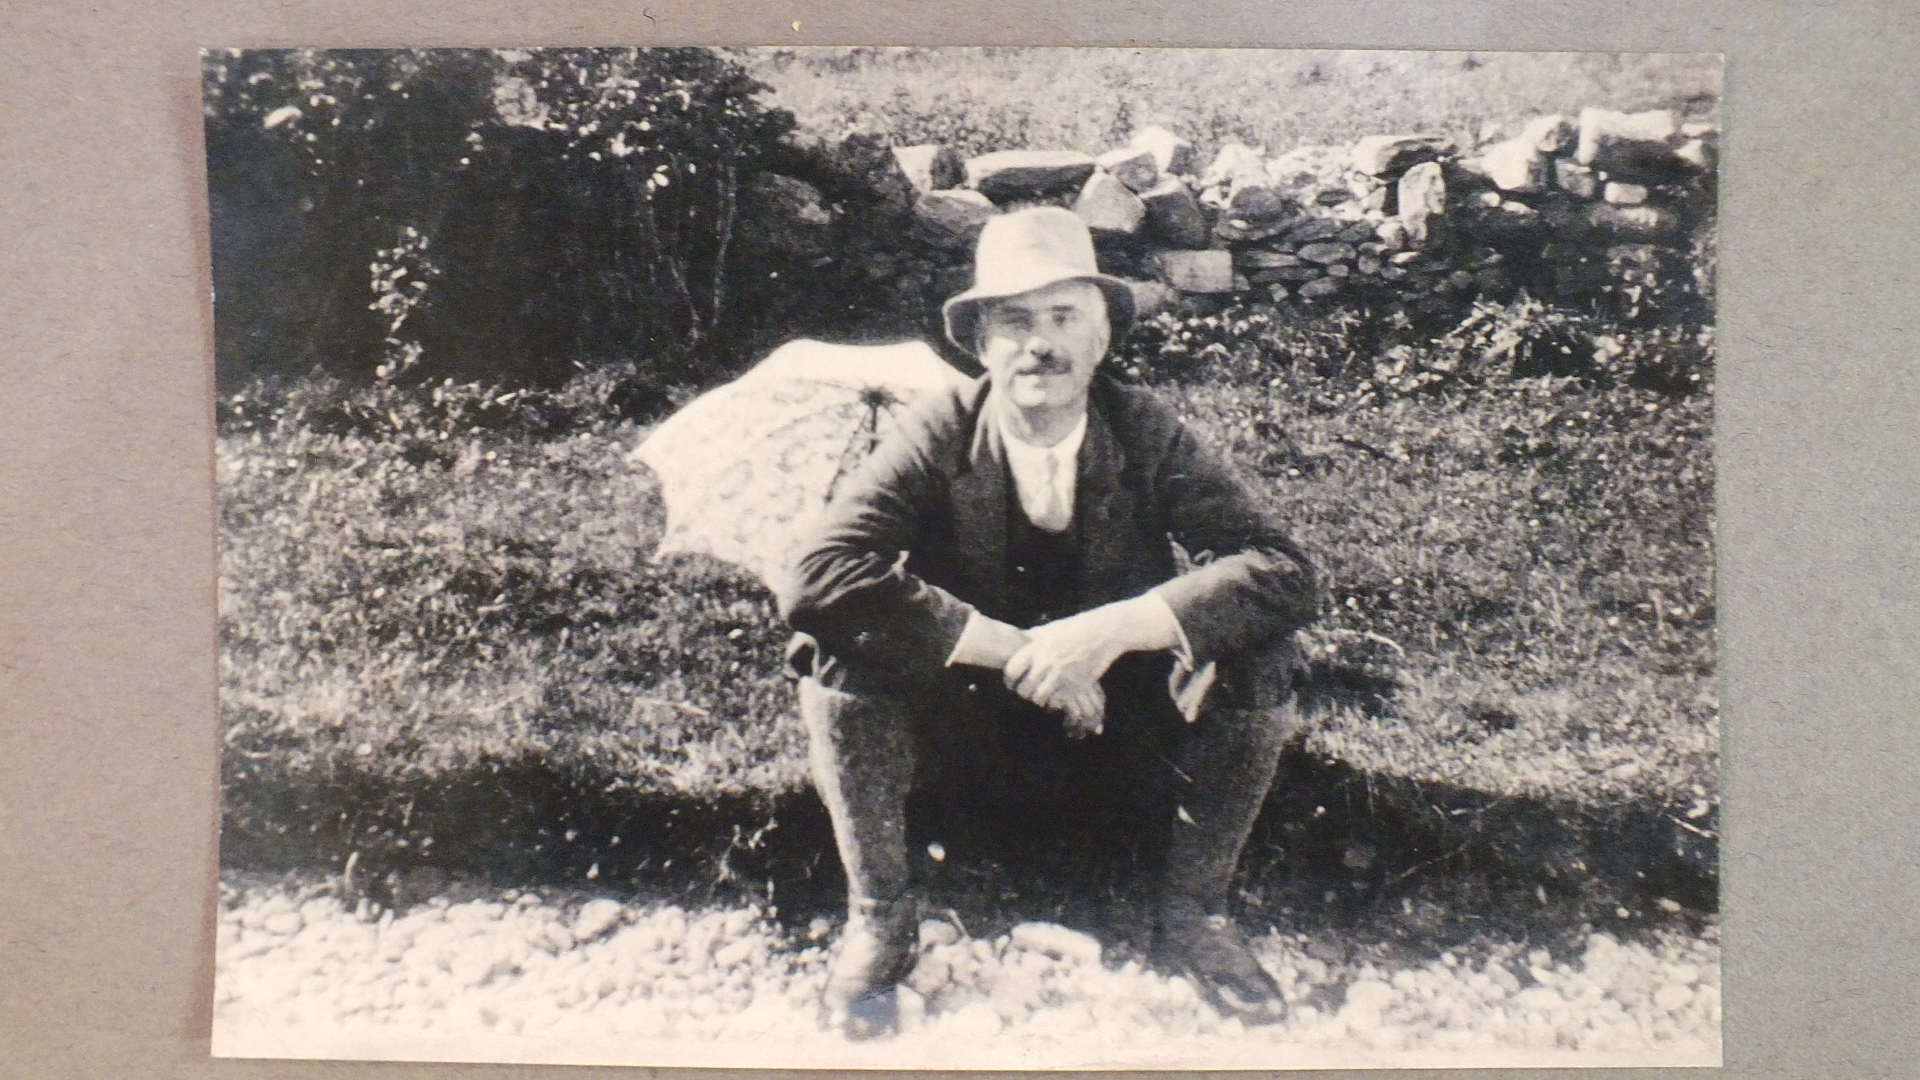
[1003,608,1131,739]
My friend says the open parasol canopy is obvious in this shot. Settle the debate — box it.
[629,339,973,600]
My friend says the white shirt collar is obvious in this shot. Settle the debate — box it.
[996,407,1086,531]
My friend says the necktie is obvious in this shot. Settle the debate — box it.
[1034,450,1071,533]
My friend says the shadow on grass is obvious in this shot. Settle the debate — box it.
[222,736,1716,960]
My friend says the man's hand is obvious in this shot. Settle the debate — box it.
[1003,593,1190,737]
[1003,607,1132,737]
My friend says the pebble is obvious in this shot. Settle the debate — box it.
[215,882,1720,1060]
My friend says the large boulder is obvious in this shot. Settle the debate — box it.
[913,189,997,249]
[1096,146,1160,193]
[1138,176,1210,247]
[1575,107,1678,164]
[1517,113,1576,154]
[891,143,964,194]
[1153,249,1235,293]
[1479,136,1548,193]
[1350,133,1454,177]
[1073,170,1146,236]
[1397,161,1448,250]
[1128,125,1198,177]
[1574,107,1691,181]
[1265,144,1361,212]
[964,150,1098,202]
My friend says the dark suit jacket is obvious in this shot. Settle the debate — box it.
[780,373,1321,686]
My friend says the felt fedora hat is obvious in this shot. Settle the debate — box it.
[942,206,1136,353]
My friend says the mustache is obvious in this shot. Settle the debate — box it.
[1013,353,1071,374]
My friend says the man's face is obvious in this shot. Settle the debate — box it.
[976,279,1110,416]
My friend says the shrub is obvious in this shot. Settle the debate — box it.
[203,48,799,390]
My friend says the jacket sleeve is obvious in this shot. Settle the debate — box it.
[778,412,976,683]
[1147,419,1322,666]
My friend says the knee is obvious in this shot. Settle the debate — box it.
[1207,635,1306,714]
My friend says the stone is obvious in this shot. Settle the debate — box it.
[1373,218,1411,251]
[913,189,997,248]
[572,899,625,943]
[1272,265,1324,283]
[918,918,960,949]
[1125,278,1181,317]
[1378,263,1408,282]
[1553,159,1598,198]
[1350,133,1455,176]
[1288,218,1346,244]
[1263,144,1356,210]
[1298,276,1342,299]
[1325,262,1351,278]
[965,150,1098,201]
[1603,181,1649,205]
[743,173,833,255]
[1073,170,1146,235]
[1357,253,1383,275]
[1235,249,1302,270]
[1575,107,1691,179]
[1587,202,1679,238]
[1397,162,1448,250]
[1576,107,1678,164]
[1653,983,1695,1011]
[825,132,917,212]
[891,143,964,194]
[1226,180,1294,222]
[1212,215,1295,244]
[1154,249,1236,293]
[1009,921,1103,965]
[1138,176,1210,247]
[1389,250,1423,266]
[1200,142,1269,192]
[1680,121,1718,139]
[1475,190,1504,208]
[1332,220,1371,244]
[1097,146,1160,192]
[1675,138,1716,171]
[1480,136,1548,192]
[1297,241,1356,264]
[1129,124,1198,176]
[1519,113,1576,154]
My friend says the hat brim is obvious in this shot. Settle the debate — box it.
[943,270,1138,354]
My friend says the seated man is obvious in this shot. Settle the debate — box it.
[780,207,1321,1035]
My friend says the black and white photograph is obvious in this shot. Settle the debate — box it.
[207,46,1721,1069]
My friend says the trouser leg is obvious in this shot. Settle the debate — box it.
[797,674,916,908]
[1160,643,1305,908]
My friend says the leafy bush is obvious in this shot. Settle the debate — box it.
[204,48,798,389]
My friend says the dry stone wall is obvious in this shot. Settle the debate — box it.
[752,108,1716,354]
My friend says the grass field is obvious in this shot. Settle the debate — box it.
[218,49,1717,927]
[738,48,1722,160]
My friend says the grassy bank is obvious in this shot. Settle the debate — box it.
[220,296,1715,916]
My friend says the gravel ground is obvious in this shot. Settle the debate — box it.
[212,878,1720,1068]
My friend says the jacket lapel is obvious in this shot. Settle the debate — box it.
[950,379,1008,611]
[1074,392,1132,599]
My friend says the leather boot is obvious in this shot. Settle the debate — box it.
[799,675,920,1037]
[1155,702,1294,1021]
